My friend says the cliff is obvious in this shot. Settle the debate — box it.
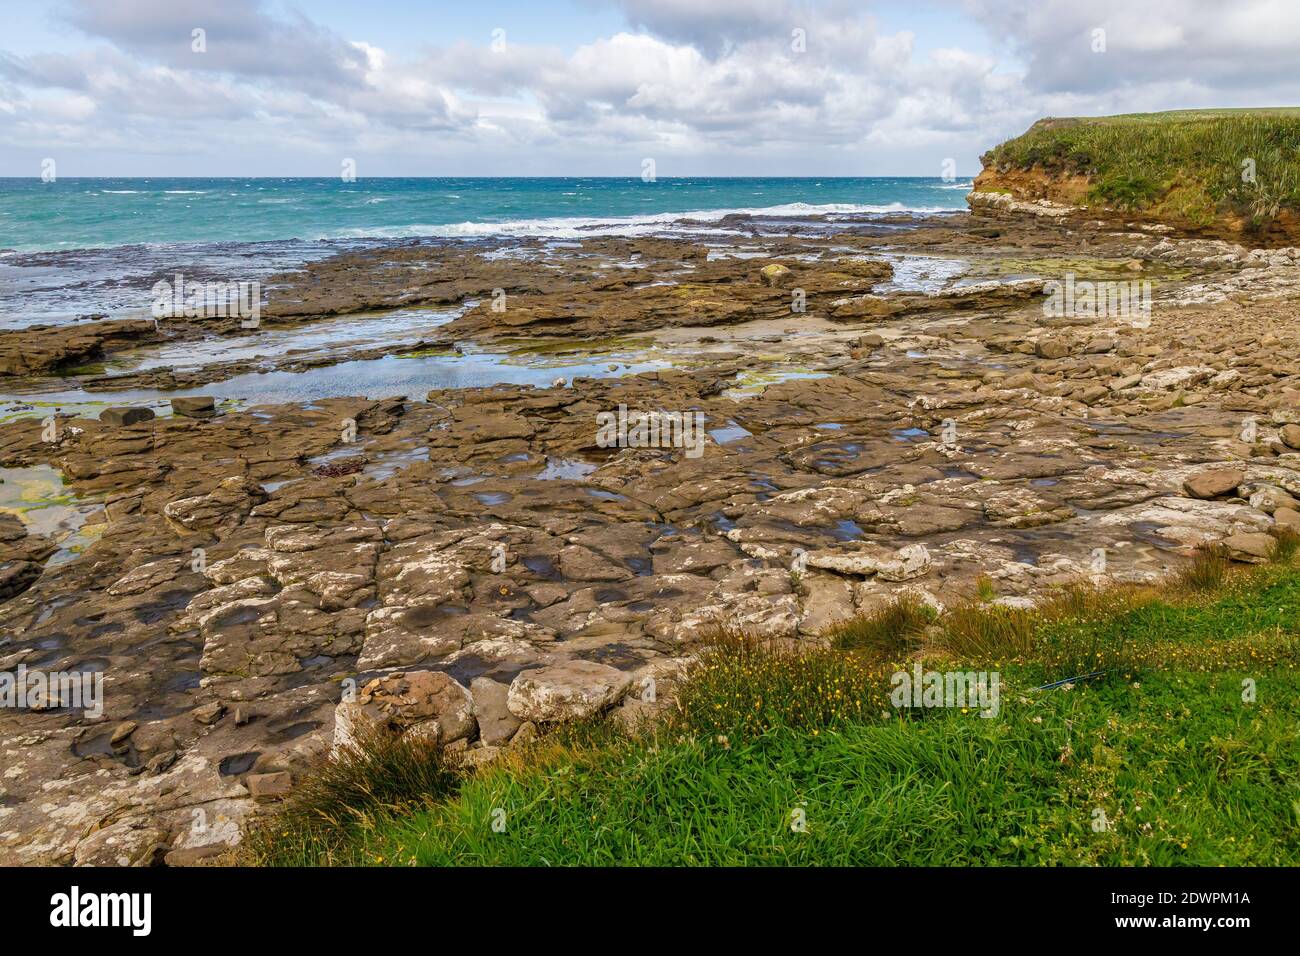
[970,109,1300,244]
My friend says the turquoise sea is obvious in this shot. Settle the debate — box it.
[0,176,970,251]
[0,177,971,328]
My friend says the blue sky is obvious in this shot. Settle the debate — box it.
[0,0,1295,177]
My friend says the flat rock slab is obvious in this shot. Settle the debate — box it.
[507,660,632,722]
[172,396,217,418]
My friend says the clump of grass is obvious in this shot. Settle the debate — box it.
[828,593,934,655]
[1174,544,1231,593]
[942,602,1035,659]
[244,727,461,866]
[1269,526,1300,563]
[674,630,893,739]
[974,574,998,602]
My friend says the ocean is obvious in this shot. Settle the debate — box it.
[0,176,971,327]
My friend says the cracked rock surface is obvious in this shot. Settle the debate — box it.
[2,210,1299,864]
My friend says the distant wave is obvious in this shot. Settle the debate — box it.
[325,201,954,241]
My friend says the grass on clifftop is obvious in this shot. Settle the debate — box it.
[247,540,1300,867]
[984,108,1300,228]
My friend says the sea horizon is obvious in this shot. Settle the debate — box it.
[0,175,973,256]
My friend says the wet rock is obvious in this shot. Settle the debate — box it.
[101,406,156,427]
[0,514,55,565]
[0,318,159,376]
[0,560,42,601]
[193,702,226,725]
[164,477,268,534]
[172,396,217,419]
[106,557,186,596]
[110,722,138,746]
[507,661,632,722]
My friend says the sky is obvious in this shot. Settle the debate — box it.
[1,0,1298,177]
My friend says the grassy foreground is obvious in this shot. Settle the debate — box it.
[247,541,1300,866]
[983,108,1300,228]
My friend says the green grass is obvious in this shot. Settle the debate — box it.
[248,552,1300,867]
[828,592,934,655]
[984,109,1300,228]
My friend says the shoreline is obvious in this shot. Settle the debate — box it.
[2,198,1299,864]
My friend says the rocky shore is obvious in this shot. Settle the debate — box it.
[1,191,1298,865]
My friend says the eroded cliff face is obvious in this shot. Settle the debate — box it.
[969,161,1300,247]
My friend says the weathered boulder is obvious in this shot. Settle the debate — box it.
[1183,468,1244,500]
[334,670,475,749]
[470,677,522,745]
[759,263,793,287]
[507,661,632,722]
[1274,507,1300,531]
[1248,485,1299,515]
[1035,338,1070,359]
[806,543,932,581]
[246,771,293,802]
[1221,532,1277,563]
[1141,366,1215,391]
[100,406,156,427]
[171,396,217,419]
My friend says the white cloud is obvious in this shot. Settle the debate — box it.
[0,0,1293,174]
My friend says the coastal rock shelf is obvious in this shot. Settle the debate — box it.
[2,203,1299,866]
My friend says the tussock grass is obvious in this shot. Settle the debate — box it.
[942,602,1035,660]
[827,592,933,655]
[1270,526,1300,563]
[986,109,1300,228]
[1173,544,1231,593]
[243,726,461,866]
